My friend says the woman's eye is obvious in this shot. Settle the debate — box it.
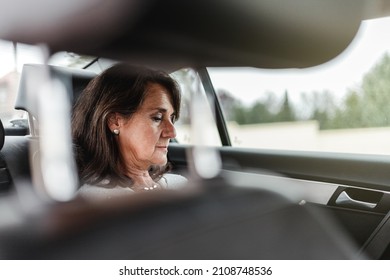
[152,116,163,122]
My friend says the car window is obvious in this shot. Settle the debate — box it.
[0,41,42,129]
[0,41,97,132]
[208,16,390,155]
[171,68,221,146]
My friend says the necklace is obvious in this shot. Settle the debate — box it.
[143,183,159,191]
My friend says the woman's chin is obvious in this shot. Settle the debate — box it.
[153,157,168,166]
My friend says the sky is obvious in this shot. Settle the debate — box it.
[208,16,390,106]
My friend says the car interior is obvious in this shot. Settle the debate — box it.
[0,0,390,260]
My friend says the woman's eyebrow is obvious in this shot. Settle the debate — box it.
[149,107,175,114]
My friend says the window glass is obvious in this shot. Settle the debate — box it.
[208,17,390,155]
[0,41,96,130]
[171,68,221,146]
[0,41,44,129]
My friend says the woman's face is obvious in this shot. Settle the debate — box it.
[111,83,177,171]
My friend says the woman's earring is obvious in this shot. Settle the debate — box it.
[113,129,120,135]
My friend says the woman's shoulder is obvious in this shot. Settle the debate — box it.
[77,183,134,200]
[159,173,188,190]
[77,173,188,200]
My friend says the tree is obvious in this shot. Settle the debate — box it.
[274,91,296,122]
[217,89,279,125]
[359,53,390,127]
[331,89,364,129]
[300,90,337,129]
[329,52,390,129]
[217,89,240,122]
[247,100,274,124]
[304,52,390,130]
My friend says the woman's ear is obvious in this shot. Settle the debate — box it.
[107,113,121,131]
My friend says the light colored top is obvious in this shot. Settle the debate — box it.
[77,173,187,201]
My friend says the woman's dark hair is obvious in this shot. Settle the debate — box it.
[72,63,181,187]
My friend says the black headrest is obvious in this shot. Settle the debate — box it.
[15,64,97,118]
[0,118,4,150]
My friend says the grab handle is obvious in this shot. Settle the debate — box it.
[335,191,377,209]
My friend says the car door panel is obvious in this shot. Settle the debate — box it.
[168,143,390,251]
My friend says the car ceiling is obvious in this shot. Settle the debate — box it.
[0,0,389,69]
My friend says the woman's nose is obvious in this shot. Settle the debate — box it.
[162,120,176,139]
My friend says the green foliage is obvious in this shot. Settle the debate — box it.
[359,53,390,127]
[218,90,296,125]
[322,53,390,129]
[275,91,295,122]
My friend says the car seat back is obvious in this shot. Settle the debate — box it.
[0,118,14,193]
[0,177,362,259]
[15,64,97,121]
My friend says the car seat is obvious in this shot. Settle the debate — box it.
[0,118,13,193]
[15,64,97,122]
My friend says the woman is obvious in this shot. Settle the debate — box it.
[72,63,187,200]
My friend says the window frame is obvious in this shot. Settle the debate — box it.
[197,67,231,146]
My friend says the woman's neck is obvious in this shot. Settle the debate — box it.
[124,165,157,191]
